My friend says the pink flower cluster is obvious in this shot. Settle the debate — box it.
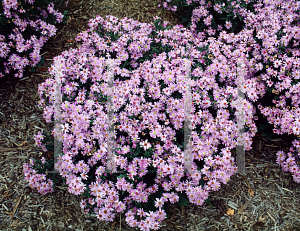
[33,130,48,152]
[0,0,67,78]
[23,158,54,195]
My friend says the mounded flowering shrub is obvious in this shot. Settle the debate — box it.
[160,0,300,182]
[22,14,269,230]
[23,0,300,230]
[0,0,68,78]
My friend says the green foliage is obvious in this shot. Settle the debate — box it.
[176,191,189,207]
[205,196,213,208]
[62,10,69,24]
[41,130,54,150]
[257,119,276,141]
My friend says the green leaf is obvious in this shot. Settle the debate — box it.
[205,197,213,208]
[181,15,191,23]
[117,174,128,178]
[177,192,189,207]
[164,202,170,219]
[186,21,192,29]
[39,56,45,65]
[260,124,266,130]
[82,191,90,197]
[45,143,54,150]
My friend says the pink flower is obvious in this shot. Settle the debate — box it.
[122,145,130,154]
[80,199,87,209]
[140,139,151,151]
[40,157,46,164]
[204,15,213,26]
[154,198,164,209]
[225,21,233,30]
[168,192,179,203]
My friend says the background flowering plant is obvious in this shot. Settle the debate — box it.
[160,0,300,182]
[23,0,300,230]
[158,0,258,36]
[0,0,68,78]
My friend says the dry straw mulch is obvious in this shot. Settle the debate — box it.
[1,0,300,230]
